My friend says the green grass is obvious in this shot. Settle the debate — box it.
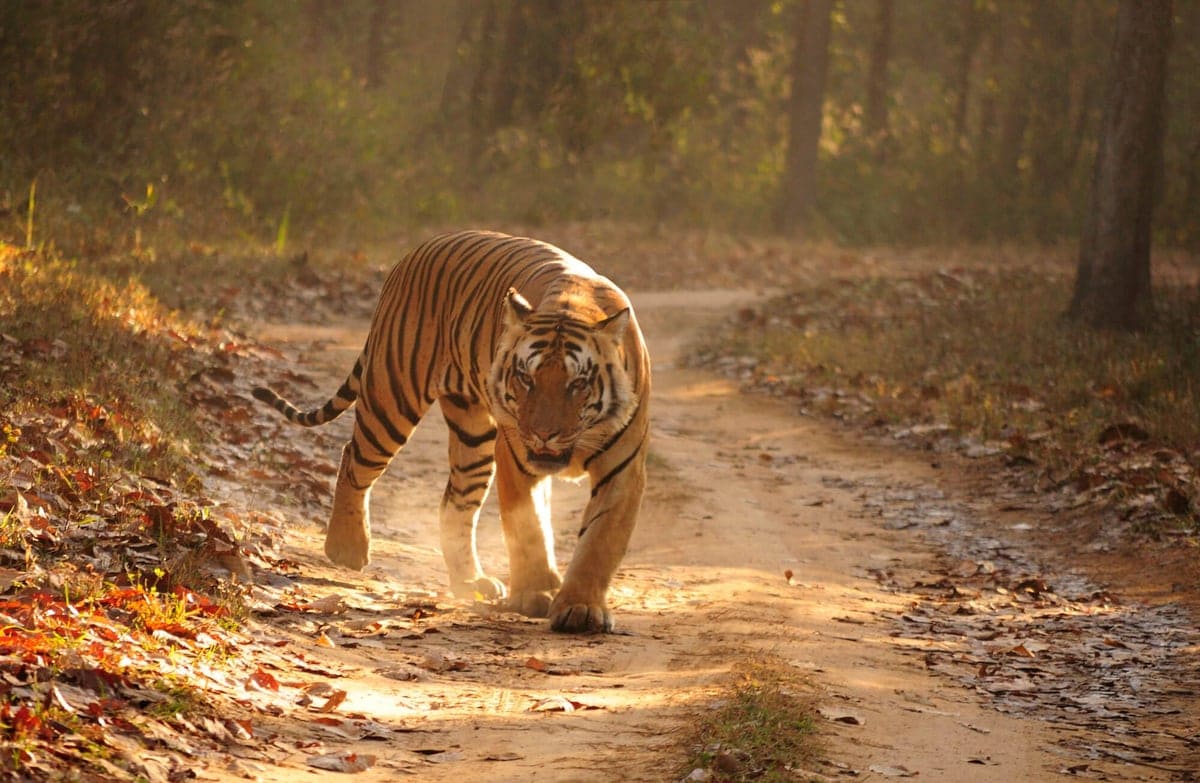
[683,656,821,782]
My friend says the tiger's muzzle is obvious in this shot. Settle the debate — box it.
[526,446,573,473]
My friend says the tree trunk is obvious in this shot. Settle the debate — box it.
[1025,2,1073,239]
[1068,0,1173,330]
[864,0,893,141]
[775,0,834,234]
[306,0,329,52]
[950,0,981,145]
[490,2,527,131]
[467,0,500,172]
[994,10,1033,189]
[363,0,390,90]
[974,16,1002,172]
[438,1,479,123]
[1184,135,1200,250]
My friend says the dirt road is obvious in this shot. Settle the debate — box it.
[234,289,1198,782]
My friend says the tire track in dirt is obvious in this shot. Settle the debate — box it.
[236,290,1195,782]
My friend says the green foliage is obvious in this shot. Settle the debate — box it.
[0,1,1197,245]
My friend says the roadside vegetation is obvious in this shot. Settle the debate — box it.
[0,237,357,779]
[681,655,821,782]
[689,256,1200,537]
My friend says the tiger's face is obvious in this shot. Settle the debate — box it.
[489,289,637,475]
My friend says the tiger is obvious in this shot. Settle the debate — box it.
[251,230,650,633]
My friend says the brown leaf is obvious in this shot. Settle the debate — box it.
[317,689,348,713]
[248,667,280,692]
[817,706,865,725]
[303,594,349,614]
[1097,421,1149,446]
[527,696,601,713]
[1163,488,1191,515]
[311,716,344,727]
[868,764,918,778]
[307,752,377,773]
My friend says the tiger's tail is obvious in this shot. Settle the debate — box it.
[252,357,362,427]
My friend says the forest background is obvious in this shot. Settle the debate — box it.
[1,3,1199,778]
[2,0,1198,251]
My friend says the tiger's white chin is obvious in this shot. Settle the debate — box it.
[526,447,574,474]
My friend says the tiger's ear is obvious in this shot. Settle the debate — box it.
[597,308,630,342]
[504,288,534,327]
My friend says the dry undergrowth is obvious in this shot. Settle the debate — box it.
[690,265,1200,538]
[680,655,822,782]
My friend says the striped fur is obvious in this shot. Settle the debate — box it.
[253,230,650,633]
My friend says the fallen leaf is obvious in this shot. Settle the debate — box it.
[303,594,349,614]
[423,750,464,763]
[247,667,280,692]
[316,689,348,713]
[307,752,377,772]
[817,706,864,725]
[868,763,918,778]
[528,696,601,713]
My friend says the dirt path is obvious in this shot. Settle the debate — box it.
[231,289,1198,782]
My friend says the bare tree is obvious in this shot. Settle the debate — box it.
[864,0,893,141]
[1068,0,1173,330]
[950,0,981,145]
[363,0,391,90]
[775,0,834,234]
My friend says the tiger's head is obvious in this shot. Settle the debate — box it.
[489,288,638,475]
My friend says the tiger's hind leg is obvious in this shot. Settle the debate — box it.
[495,430,563,618]
[326,401,422,570]
[439,397,506,600]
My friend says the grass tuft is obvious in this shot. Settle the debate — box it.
[682,655,821,782]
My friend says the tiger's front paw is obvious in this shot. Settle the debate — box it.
[324,530,370,570]
[506,590,555,618]
[549,599,613,633]
[453,575,508,601]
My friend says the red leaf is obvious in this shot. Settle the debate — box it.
[249,668,281,692]
[316,689,348,713]
[12,705,41,736]
[311,716,344,726]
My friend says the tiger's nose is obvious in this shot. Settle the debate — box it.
[530,428,561,449]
